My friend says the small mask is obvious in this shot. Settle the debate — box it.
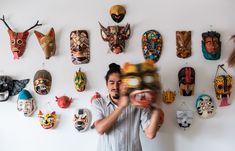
[121,60,161,108]
[176,31,191,58]
[109,5,126,23]
[162,90,176,104]
[195,94,215,118]
[202,31,221,60]
[0,15,42,59]
[34,28,56,59]
[55,95,72,108]
[74,108,91,132]
[178,67,195,96]
[33,70,52,95]
[38,110,57,129]
[17,89,36,117]
[176,110,193,130]
[142,30,163,63]
[0,76,29,102]
[74,68,86,92]
[99,22,130,54]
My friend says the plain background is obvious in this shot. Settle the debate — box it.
[0,0,235,151]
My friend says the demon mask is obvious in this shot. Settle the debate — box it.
[74,68,86,92]
[74,108,91,132]
[55,95,72,108]
[195,94,215,118]
[176,110,193,130]
[109,5,126,23]
[162,90,176,104]
[38,110,57,129]
[33,70,52,95]
[178,67,195,96]
[176,31,191,58]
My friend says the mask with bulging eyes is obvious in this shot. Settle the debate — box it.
[33,70,52,95]
[74,68,86,92]
[73,108,91,132]
[38,110,57,129]
[176,110,193,130]
[195,94,215,119]
[178,67,195,96]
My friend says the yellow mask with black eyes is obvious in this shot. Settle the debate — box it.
[38,111,57,129]
[121,60,161,108]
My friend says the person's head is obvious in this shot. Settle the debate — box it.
[105,63,121,100]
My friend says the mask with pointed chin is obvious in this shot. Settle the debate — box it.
[178,67,195,96]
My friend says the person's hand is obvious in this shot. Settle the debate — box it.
[118,83,129,109]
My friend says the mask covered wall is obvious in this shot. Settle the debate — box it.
[74,68,86,92]
[73,108,91,132]
[178,67,195,96]
[176,31,191,58]
[195,94,215,118]
[33,70,52,95]
[38,110,57,129]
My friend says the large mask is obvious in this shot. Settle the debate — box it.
[33,70,52,95]
[142,30,163,63]
[176,31,191,58]
[109,5,126,23]
[195,94,215,118]
[202,31,221,60]
[0,76,29,102]
[176,110,193,130]
[38,110,57,129]
[70,30,90,64]
[34,28,56,59]
[214,64,232,107]
[55,95,72,108]
[99,22,130,54]
[73,108,91,132]
[162,90,176,104]
[178,67,195,96]
[121,60,161,108]
[74,68,86,92]
[17,89,36,117]
[0,15,42,59]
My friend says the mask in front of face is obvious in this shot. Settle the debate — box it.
[178,67,195,96]
[38,110,57,129]
[195,94,215,119]
[176,31,191,58]
[33,70,52,95]
[74,68,86,92]
[176,110,193,130]
[109,5,126,23]
[73,108,91,132]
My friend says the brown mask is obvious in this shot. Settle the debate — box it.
[178,67,195,96]
[176,31,191,58]
[109,5,126,23]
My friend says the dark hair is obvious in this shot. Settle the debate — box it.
[105,63,121,82]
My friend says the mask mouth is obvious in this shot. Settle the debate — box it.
[111,45,123,54]
[75,121,86,131]
[182,89,192,96]
[42,124,54,129]
[36,85,48,95]
[0,91,10,102]
[218,93,231,107]
[130,90,156,108]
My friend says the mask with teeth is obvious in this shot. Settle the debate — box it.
[73,108,91,132]
[0,76,29,102]
[38,110,57,129]
[195,94,215,118]
[33,70,52,95]
[121,60,161,108]
[176,110,193,130]
[178,67,195,96]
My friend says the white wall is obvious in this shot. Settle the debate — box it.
[0,0,235,151]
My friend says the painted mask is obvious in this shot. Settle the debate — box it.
[0,76,29,102]
[38,110,57,129]
[109,5,126,23]
[176,110,193,130]
[34,28,56,59]
[55,95,72,108]
[74,68,86,92]
[99,22,130,54]
[202,31,221,60]
[162,90,176,104]
[74,108,91,132]
[195,94,215,118]
[121,60,161,108]
[0,15,42,59]
[33,70,52,95]
[178,67,195,96]
[17,89,36,117]
[142,30,163,63]
[176,31,191,58]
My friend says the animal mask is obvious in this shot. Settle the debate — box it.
[17,89,36,117]
[142,30,163,63]
[176,31,191,58]
[0,15,42,59]
[195,94,215,118]
[70,30,90,64]
[55,95,72,108]
[109,5,126,23]
[162,90,176,104]
[202,31,221,60]
[178,67,195,96]
[0,76,29,102]
[33,70,52,95]
[74,108,91,132]
[34,28,56,59]
[121,60,161,108]
[74,68,86,92]
[214,64,232,107]
[176,110,193,130]
[38,110,57,129]
[99,22,130,54]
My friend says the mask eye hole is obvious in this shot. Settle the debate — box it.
[143,75,154,83]
[227,84,232,89]
[217,85,223,89]
[17,39,23,45]
[11,40,15,45]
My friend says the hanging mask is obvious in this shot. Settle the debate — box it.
[0,76,29,102]
[178,67,195,96]
[38,110,57,129]
[17,89,36,117]
[162,90,176,104]
[0,15,42,60]
[109,5,126,23]
[176,31,191,58]
[121,60,161,108]
[142,30,163,63]
[55,95,72,108]
[176,110,193,130]
[73,108,91,132]
[74,68,86,92]
[34,28,56,59]
[214,64,232,107]
[99,22,130,54]
[195,94,215,118]
[33,70,52,95]
[201,31,221,60]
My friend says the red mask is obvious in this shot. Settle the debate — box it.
[55,96,72,108]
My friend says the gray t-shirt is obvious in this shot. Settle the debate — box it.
[91,95,151,151]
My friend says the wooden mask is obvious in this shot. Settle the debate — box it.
[176,31,191,58]
[109,5,126,23]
